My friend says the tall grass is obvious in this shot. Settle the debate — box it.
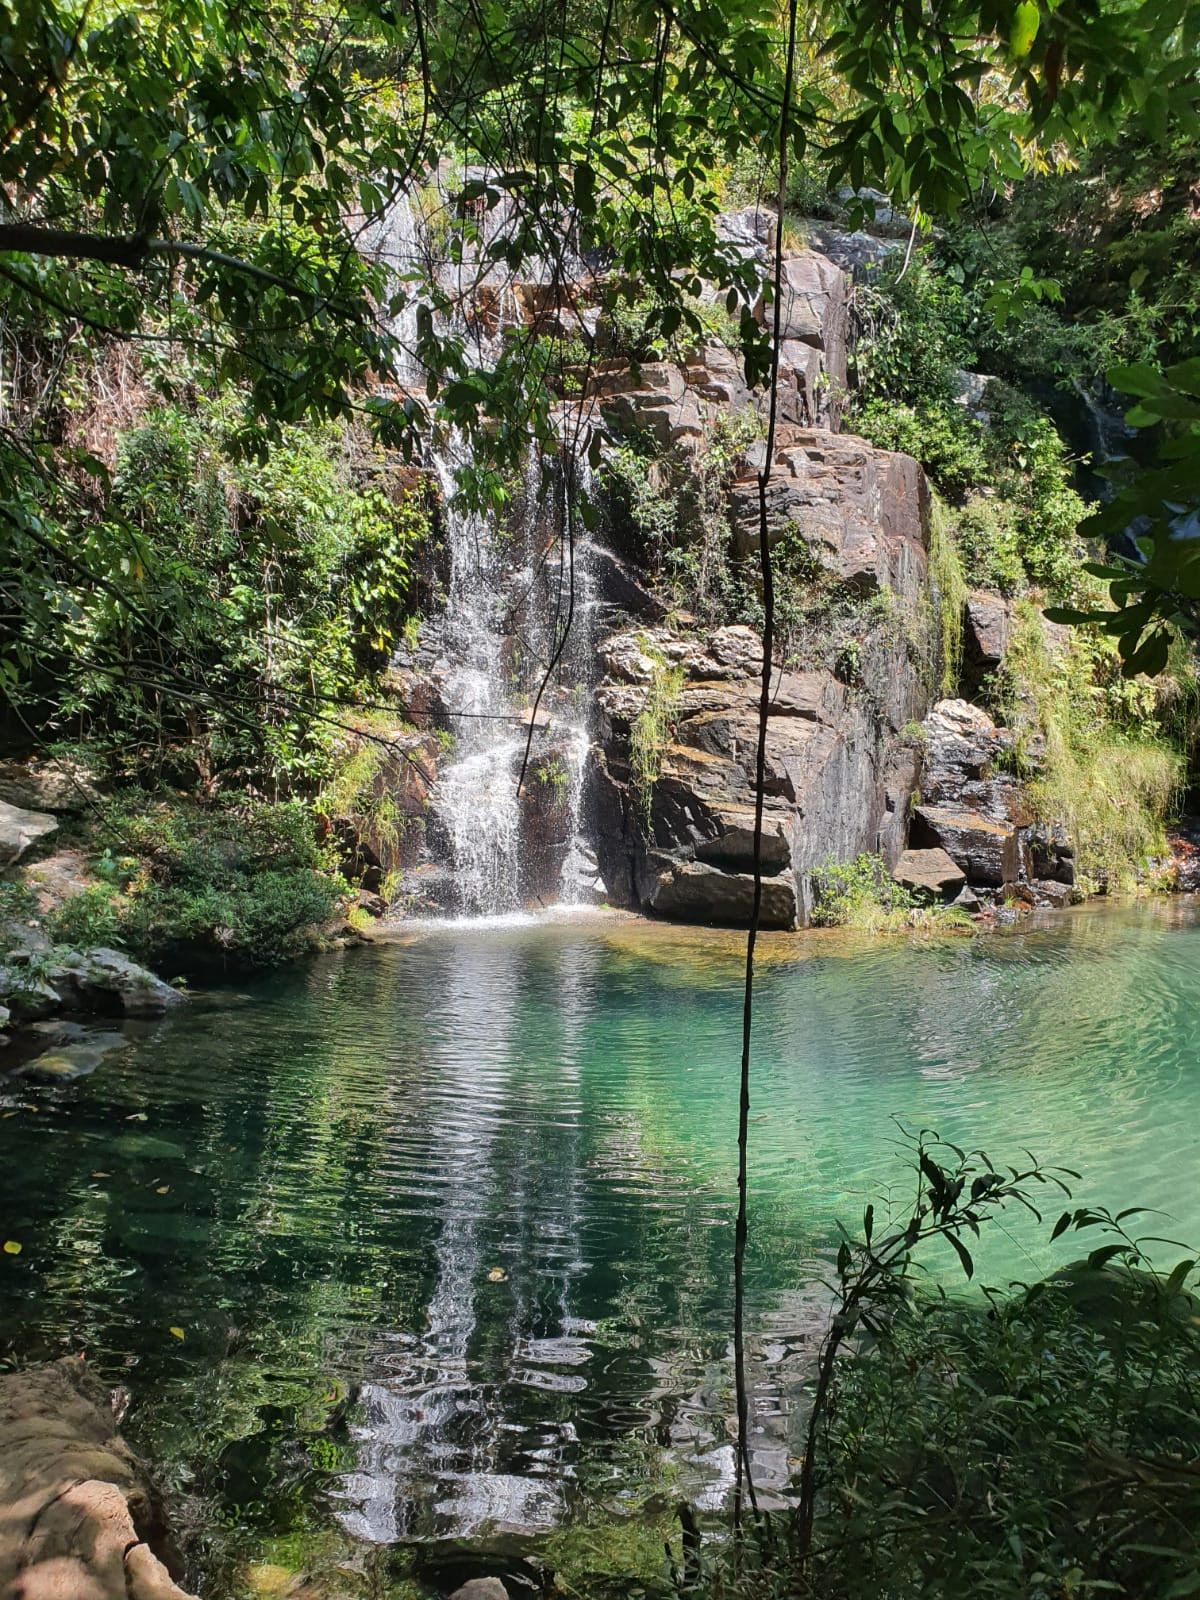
[629,652,685,821]
[997,603,1184,888]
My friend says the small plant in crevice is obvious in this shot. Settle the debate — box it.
[628,651,686,824]
[534,757,571,796]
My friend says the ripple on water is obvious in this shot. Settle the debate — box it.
[0,899,1197,1561]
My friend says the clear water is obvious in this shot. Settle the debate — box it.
[1,901,1198,1589]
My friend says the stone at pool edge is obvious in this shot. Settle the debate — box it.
[0,1357,197,1600]
[450,1581,511,1600]
[41,947,183,1018]
[0,945,182,1022]
[892,847,966,898]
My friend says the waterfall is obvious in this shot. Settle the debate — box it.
[361,192,423,383]
[358,181,600,919]
[430,420,598,918]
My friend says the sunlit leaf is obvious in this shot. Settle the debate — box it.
[1010,3,1040,59]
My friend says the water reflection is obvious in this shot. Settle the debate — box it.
[0,902,1197,1571]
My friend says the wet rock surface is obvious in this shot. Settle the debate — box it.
[0,1357,196,1599]
[962,590,1012,693]
[588,427,932,927]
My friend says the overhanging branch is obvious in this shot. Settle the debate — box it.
[0,225,365,312]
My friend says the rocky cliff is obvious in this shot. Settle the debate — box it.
[379,213,1083,928]
[587,428,933,926]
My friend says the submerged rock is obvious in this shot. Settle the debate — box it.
[449,1582,510,1600]
[22,1032,131,1082]
[0,1357,196,1599]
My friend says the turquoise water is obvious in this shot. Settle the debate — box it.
[0,900,1197,1587]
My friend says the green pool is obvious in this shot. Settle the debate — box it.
[1,899,1197,1590]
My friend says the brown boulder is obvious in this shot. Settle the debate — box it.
[729,431,929,596]
[893,848,966,897]
[962,591,1011,686]
[910,805,1019,887]
[647,859,797,928]
[768,253,848,390]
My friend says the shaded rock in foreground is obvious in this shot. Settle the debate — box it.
[0,803,56,869]
[0,1357,196,1600]
[42,949,182,1019]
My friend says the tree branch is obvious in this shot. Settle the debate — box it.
[0,225,369,313]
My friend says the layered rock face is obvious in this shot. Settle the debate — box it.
[586,243,850,447]
[909,698,1075,906]
[588,423,933,926]
[582,234,939,928]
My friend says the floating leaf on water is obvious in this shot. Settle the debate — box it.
[92,1172,110,1179]
[3,1241,22,1255]
[155,1186,169,1195]
[487,1267,508,1282]
[168,1326,185,1339]
[1,1112,17,1119]
[126,1112,148,1122]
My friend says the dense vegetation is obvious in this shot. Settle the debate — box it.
[2,0,1199,1594]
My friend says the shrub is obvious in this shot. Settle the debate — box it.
[953,495,1024,593]
[809,853,971,934]
[854,397,990,503]
[0,880,37,926]
[45,884,123,948]
[48,795,342,972]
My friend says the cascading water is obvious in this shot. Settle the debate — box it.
[431,421,599,918]
[432,435,527,917]
[362,176,601,918]
[360,192,423,383]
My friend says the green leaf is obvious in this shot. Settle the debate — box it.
[946,1232,974,1279]
[1009,1,1039,58]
